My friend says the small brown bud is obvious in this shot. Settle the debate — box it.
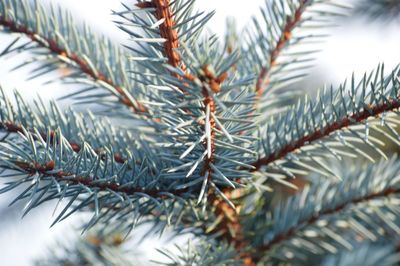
[86,235,102,246]
[112,234,124,246]
[114,153,125,164]
[216,72,228,83]
[209,80,221,93]
[70,143,81,152]
[185,73,196,81]
[202,64,215,79]
[135,1,155,9]
[45,160,55,171]
[284,31,292,41]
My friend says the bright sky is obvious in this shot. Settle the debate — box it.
[1,0,400,265]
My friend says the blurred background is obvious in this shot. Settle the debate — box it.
[1,0,400,265]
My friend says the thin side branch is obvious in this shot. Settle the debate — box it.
[251,187,400,262]
[0,121,128,164]
[252,98,400,170]
[12,160,188,199]
[136,0,186,73]
[255,0,308,98]
[0,17,146,113]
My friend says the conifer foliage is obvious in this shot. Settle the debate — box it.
[0,0,400,265]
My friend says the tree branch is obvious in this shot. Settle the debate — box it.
[255,0,309,99]
[252,98,400,170]
[12,160,189,199]
[136,0,186,73]
[0,16,146,113]
[195,65,254,265]
[251,187,400,262]
[0,121,128,165]
[200,65,218,183]
[207,189,255,265]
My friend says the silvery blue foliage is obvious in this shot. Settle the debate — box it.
[321,243,398,266]
[356,0,400,21]
[0,0,399,264]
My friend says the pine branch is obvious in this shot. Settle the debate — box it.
[244,0,350,112]
[246,157,400,263]
[321,243,398,266]
[255,0,307,98]
[10,159,187,199]
[254,64,400,178]
[0,127,193,230]
[157,239,238,266]
[136,0,186,72]
[0,88,149,166]
[0,0,146,113]
[114,0,213,79]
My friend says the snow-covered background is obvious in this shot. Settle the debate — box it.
[1,0,400,265]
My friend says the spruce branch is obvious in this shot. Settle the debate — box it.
[114,0,213,78]
[321,243,398,266]
[247,157,400,263]
[0,127,193,230]
[0,0,398,264]
[245,0,350,112]
[0,0,146,113]
[0,120,131,166]
[0,88,199,231]
[123,2,255,254]
[157,240,238,266]
[114,2,254,201]
[255,0,308,98]
[136,0,186,72]
[129,2,255,251]
[205,189,254,265]
[9,159,187,199]
[356,0,400,21]
[254,64,400,178]
[152,40,257,201]
[0,87,149,167]
[154,59,256,264]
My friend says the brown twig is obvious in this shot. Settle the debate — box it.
[196,65,255,264]
[208,189,255,265]
[0,17,146,113]
[12,160,188,198]
[198,65,229,182]
[200,65,217,182]
[136,0,186,74]
[255,0,309,100]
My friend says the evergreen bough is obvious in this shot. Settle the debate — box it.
[0,0,400,265]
